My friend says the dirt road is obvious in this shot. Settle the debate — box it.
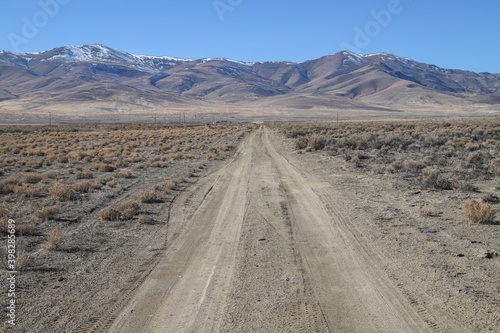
[108,128,432,332]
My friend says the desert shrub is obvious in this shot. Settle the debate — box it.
[90,181,103,190]
[49,183,75,201]
[163,179,177,191]
[34,205,59,221]
[75,170,93,179]
[46,227,66,250]
[13,184,39,198]
[97,164,116,172]
[117,201,140,220]
[132,189,159,203]
[464,198,496,225]
[421,167,452,190]
[16,222,37,236]
[0,179,17,194]
[420,206,434,217]
[490,157,500,173]
[98,207,121,221]
[308,135,327,151]
[204,148,218,160]
[295,137,308,150]
[137,214,154,225]
[466,151,482,165]
[44,170,58,179]
[21,172,43,184]
[117,169,134,178]
[106,180,116,188]
[74,181,92,193]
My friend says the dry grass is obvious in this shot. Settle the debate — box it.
[98,207,121,221]
[35,205,59,221]
[49,183,75,201]
[463,198,496,225]
[21,172,43,184]
[132,189,160,203]
[46,227,67,250]
[117,201,140,220]
[137,214,154,225]
[75,170,94,179]
[117,169,134,178]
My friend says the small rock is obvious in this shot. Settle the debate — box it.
[58,277,65,282]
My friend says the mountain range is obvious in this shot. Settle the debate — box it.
[1,44,500,120]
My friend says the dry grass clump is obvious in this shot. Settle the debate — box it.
[421,167,452,190]
[117,169,134,178]
[137,214,154,225]
[74,180,92,193]
[21,172,43,184]
[132,189,160,203]
[14,184,41,198]
[46,227,66,250]
[464,198,496,225]
[204,147,218,160]
[75,170,93,179]
[35,205,59,221]
[0,176,18,194]
[97,164,116,172]
[44,170,58,179]
[49,182,75,201]
[98,207,121,221]
[117,201,140,220]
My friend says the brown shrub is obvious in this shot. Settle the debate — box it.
[117,169,134,178]
[464,198,496,225]
[204,147,218,160]
[97,164,116,172]
[14,184,39,198]
[49,183,75,201]
[466,151,482,164]
[21,172,43,184]
[118,201,140,220]
[75,170,93,179]
[132,189,159,203]
[74,181,92,193]
[163,179,177,191]
[15,222,37,236]
[106,180,116,188]
[46,227,66,250]
[98,207,121,221]
[35,205,59,221]
[44,170,58,179]
[421,167,452,190]
[137,214,154,225]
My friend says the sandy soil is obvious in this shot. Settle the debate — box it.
[107,128,446,332]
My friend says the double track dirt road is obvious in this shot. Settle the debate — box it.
[108,128,433,332]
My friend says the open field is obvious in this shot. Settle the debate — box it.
[0,123,250,332]
[1,119,499,332]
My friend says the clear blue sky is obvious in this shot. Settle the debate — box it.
[1,0,499,73]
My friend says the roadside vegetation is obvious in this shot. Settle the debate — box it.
[0,123,250,267]
[270,119,500,225]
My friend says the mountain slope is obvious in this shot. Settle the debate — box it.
[1,44,499,115]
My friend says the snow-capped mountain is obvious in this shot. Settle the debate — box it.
[0,44,499,113]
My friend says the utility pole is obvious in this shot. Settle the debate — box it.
[337,112,339,124]
[49,112,52,126]
[154,113,157,124]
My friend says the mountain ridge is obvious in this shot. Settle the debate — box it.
[1,44,499,117]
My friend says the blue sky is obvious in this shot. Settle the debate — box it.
[1,0,499,73]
